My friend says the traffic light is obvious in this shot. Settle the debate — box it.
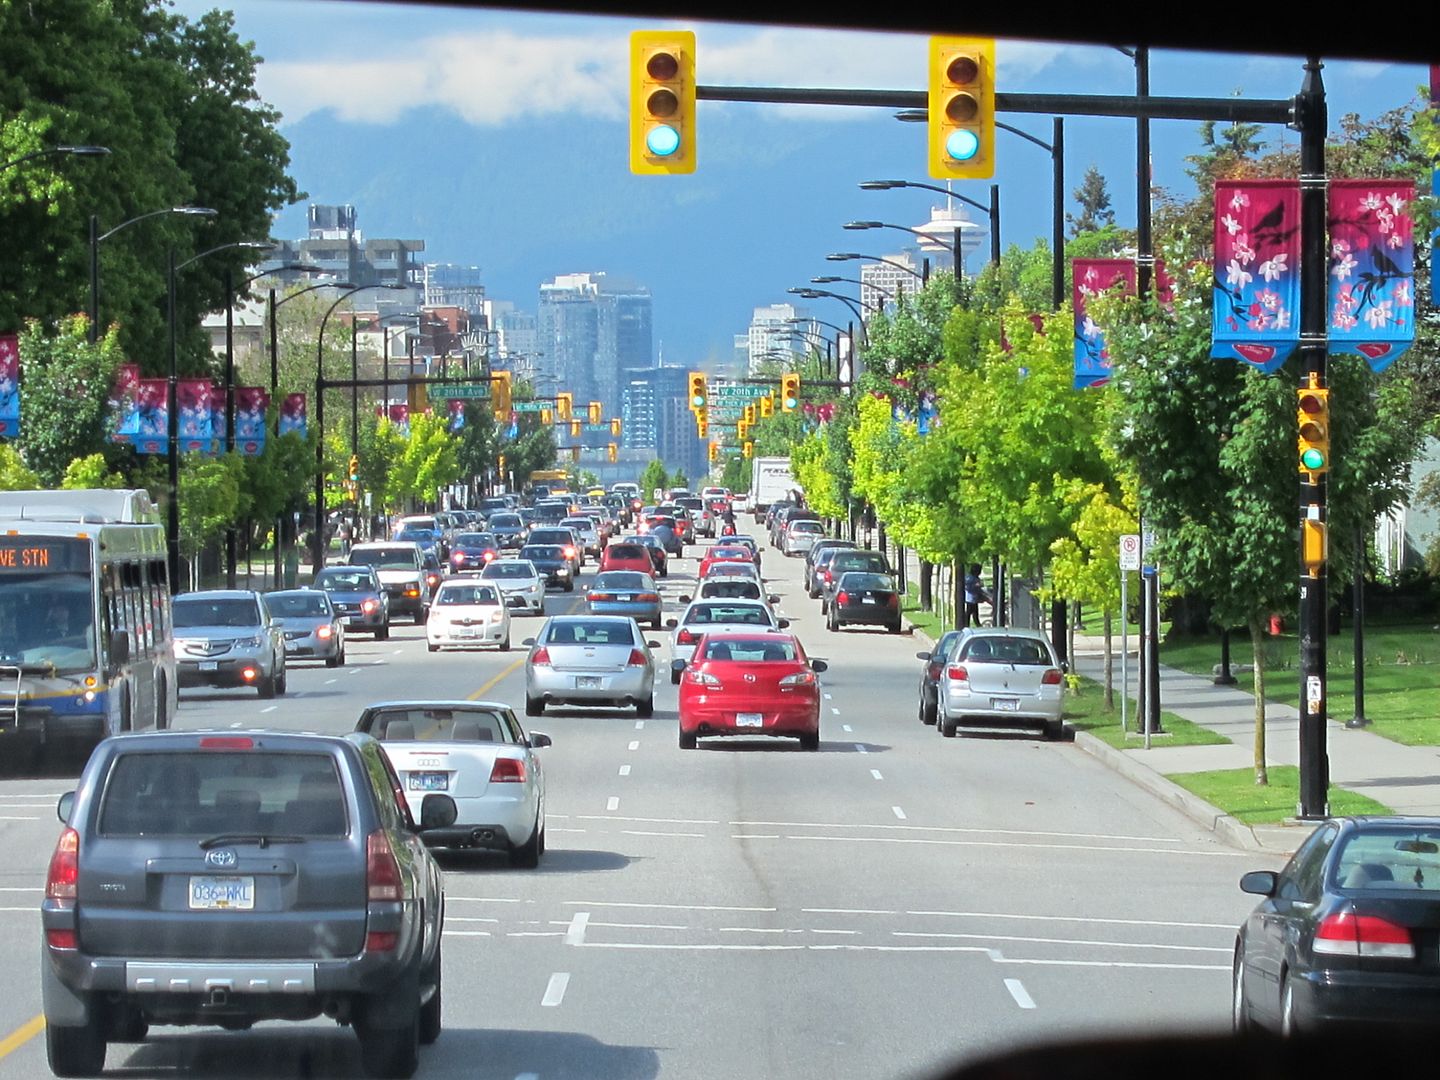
[588,400,602,424]
[760,395,773,418]
[630,30,696,175]
[1302,520,1328,579]
[743,403,756,425]
[491,370,512,419]
[737,418,750,440]
[348,455,359,482]
[780,372,800,412]
[607,442,618,463]
[541,407,553,425]
[708,441,719,462]
[570,419,582,439]
[928,36,995,180]
[743,440,754,459]
[1298,377,1330,481]
[610,418,622,438]
[688,371,707,412]
[556,392,573,422]
[695,410,708,439]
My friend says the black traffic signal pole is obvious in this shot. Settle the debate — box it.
[701,71,1327,805]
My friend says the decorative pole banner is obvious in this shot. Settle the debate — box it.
[448,399,465,432]
[1072,258,1136,389]
[386,403,410,437]
[1211,179,1301,373]
[0,333,20,438]
[234,387,269,456]
[108,363,142,445]
[1327,179,1415,371]
[177,379,217,453]
[134,379,169,454]
[279,393,307,438]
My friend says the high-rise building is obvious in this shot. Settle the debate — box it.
[539,273,652,418]
[622,366,703,479]
[423,264,485,319]
[860,253,924,315]
[747,304,808,374]
[259,204,424,295]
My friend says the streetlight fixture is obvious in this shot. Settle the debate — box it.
[826,252,926,281]
[811,275,895,303]
[1,144,110,172]
[90,206,218,344]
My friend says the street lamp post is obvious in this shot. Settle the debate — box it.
[811,275,896,307]
[0,144,109,173]
[90,206,217,344]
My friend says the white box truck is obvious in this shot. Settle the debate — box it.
[749,457,796,520]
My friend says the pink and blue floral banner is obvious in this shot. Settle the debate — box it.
[108,363,140,446]
[1327,179,1415,371]
[235,387,269,456]
[133,379,170,455]
[279,393,307,439]
[1211,179,1301,374]
[1072,258,1135,389]
[0,333,20,438]
[448,399,465,433]
[178,379,219,453]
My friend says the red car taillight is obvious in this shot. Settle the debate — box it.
[1314,911,1416,959]
[589,592,613,602]
[366,830,404,903]
[677,628,697,645]
[779,671,816,688]
[1041,668,1064,685]
[531,646,552,666]
[835,591,849,606]
[452,552,466,564]
[947,665,970,682]
[637,593,660,603]
[887,594,900,609]
[46,827,79,901]
[317,625,334,639]
[685,669,720,687]
[626,649,649,667]
[821,569,833,583]
[489,757,527,783]
[483,551,496,561]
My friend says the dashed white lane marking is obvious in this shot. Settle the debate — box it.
[325,678,338,684]
[554,920,688,931]
[870,769,884,781]
[447,916,499,923]
[831,708,840,715]
[541,972,570,1007]
[892,806,907,820]
[348,669,362,675]
[907,910,1236,930]
[855,744,868,754]
[823,693,832,700]
[635,720,645,730]
[371,659,384,665]
[786,834,1240,858]
[0,887,42,892]
[1005,978,1037,1009]
[606,797,620,812]
[392,649,403,655]
[728,820,1184,844]
[803,908,895,915]
[564,900,776,913]
[720,927,788,934]
[618,765,631,776]
[622,830,704,838]
[628,740,640,751]
[565,911,590,946]
[842,724,853,733]
[447,896,524,904]
[442,930,492,937]
[230,721,243,729]
[733,834,781,840]
[260,706,278,714]
[892,931,1229,953]
[577,814,719,825]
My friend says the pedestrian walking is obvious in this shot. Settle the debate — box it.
[963,562,989,628]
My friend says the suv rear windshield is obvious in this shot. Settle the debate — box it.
[529,529,575,546]
[349,546,420,570]
[490,514,522,528]
[316,569,376,591]
[99,751,348,837]
[173,597,261,629]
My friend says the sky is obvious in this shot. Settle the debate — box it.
[172,1,1431,363]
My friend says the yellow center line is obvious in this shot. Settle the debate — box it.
[465,591,581,701]
[0,1014,44,1061]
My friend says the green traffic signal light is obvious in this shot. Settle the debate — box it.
[1300,447,1325,471]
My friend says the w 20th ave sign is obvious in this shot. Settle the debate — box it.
[428,384,491,400]
[710,384,770,399]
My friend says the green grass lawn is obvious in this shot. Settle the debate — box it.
[1169,765,1393,825]
[1065,676,1231,749]
[902,582,950,641]
[1162,625,1440,746]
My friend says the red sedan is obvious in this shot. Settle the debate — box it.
[698,545,756,579]
[674,632,827,751]
[600,541,658,575]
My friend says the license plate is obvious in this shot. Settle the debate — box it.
[861,596,877,603]
[458,628,479,638]
[198,660,218,672]
[992,698,1020,711]
[576,676,601,689]
[736,712,765,727]
[408,771,449,791]
[189,876,254,910]
[615,595,632,602]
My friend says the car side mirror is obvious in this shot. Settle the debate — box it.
[271,618,286,628]
[665,619,678,630]
[57,791,75,824]
[529,732,553,749]
[679,595,692,604]
[768,595,780,605]
[108,630,130,667]
[1239,870,1278,897]
[670,658,688,675]
[419,793,458,831]
[778,618,791,629]
[916,651,932,661]
[522,637,536,647]
[646,640,661,649]
[810,659,828,673]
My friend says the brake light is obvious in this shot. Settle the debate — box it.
[1041,668,1064,685]
[365,931,399,952]
[199,736,256,749]
[366,830,404,902]
[46,827,79,900]
[779,671,816,688]
[626,649,649,667]
[685,669,720,687]
[404,587,420,598]
[589,592,613,602]
[887,594,900,609]
[240,667,257,682]
[677,628,697,645]
[489,757,527,783]
[362,598,379,613]
[947,665,969,682]
[637,593,659,603]
[483,551,495,561]
[317,625,334,639]
[1314,910,1415,959]
[531,647,551,666]
[45,928,77,950]
[836,591,849,606]
[452,552,465,564]
[821,569,832,583]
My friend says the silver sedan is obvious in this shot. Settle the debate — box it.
[264,589,346,668]
[935,628,1066,740]
[523,616,659,717]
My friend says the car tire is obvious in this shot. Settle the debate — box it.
[652,617,663,631]
[415,609,428,626]
[258,671,276,699]
[509,815,542,868]
[499,634,511,652]
[1232,951,1252,1033]
[327,648,343,668]
[636,695,654,718]
[1280,974,1299,1038]
[427,643,439,653]
[678,728,697,749]
[357,984,420,1079]
[940,717,957,738]
[671,668,682,686]
[275,666,287,696]
[799,732,820,751]
[419,940,442,1046]
[920,696,937,726]
[889,620,903,634]
[108,1008,148,1043]
[1044,719,1065,741]
[827,613,839,633]
[525,695,543,717]
[46,1012,107,1078]
[564,581,574,593]
[376,623,390,642]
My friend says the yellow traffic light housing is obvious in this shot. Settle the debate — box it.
[688,371,707,412]
[610,418,622,438]
[607,442,618,463]
[1298,377,1330,481]
[780,372,800,412]
[743,403,756,425]
[695,410,708,439]
[1302,519,1328,579]
[348,454,359,482]
[541,407,553,425]
[708,441,719,462]
[556,392,573,422]
[760,395,773,418]
[588,400,602,424]
[928,36,995,180]
[630,30,696,175]
[491,370,512,420]
[743,440,754,459]
[570,419,582,438]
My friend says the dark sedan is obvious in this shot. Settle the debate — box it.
[489,512,529,550]
[1234,816,1440,1035]
[449,531,501,572]
[915,629,964,726]
[519,544,575,591]
[827,571,903,633]
[313,566,390,640]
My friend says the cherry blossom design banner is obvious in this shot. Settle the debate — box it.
[108,363,142,446]
[278,393,307,438]
[0,333,20,438]
[448,399,465,432]
[133,379,170,455]
[1327,179,1415,371]
[235,387,269,456]
[1211,179,1300,374]
[177,379,218,453]
[1072,258,1135,389]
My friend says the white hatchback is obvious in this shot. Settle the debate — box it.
[427,579,512,651]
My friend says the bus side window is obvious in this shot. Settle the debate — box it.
[122,563,147,651]
[104,565,129,657]
[150,559,170,640]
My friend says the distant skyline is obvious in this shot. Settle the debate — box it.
[182,2,1429,361]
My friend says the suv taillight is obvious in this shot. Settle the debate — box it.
[366,830,404,902]
[489,758,526,783]
[47,827,79,900]
[677,628,697,645]
[835,591,849,606]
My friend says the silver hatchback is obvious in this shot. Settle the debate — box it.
[936,628,1066,740]
[266,589,346,667]
[523,616,658,718]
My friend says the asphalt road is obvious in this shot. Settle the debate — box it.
[0,532,1279,1079]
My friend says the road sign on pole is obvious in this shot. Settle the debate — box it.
[1119,534,1141,572]
[428,384,491,400]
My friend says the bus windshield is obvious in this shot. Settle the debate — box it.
[0,566,97,674]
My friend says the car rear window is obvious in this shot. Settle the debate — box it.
[595,572,650,590]
[99,752,348,837]
[840,573,895,591]
[455,533,497,547]
[608,544,647,560]
[702,638,799,662]
[701,580,762,600]
[545,621,635,645]
[688,604,772,625]
[832,553,890,574]
[266,593,331,617]
[317,570,375,591]
[1334,829,1440,892]
[483,561,536,579]
[522,546,562,559]
[350,546,420,569]
[436,584,500,605]
[960,636,1053,665]
[490,514,522,528]
[369,707,513,743]
[173,597,261,628]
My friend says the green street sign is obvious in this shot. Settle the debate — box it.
[513,401,548,412]
[429,384,491,400]
[710,384,769,400]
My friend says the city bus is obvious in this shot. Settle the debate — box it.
[0,489,177,766]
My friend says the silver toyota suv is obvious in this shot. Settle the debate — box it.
[172,590,287,698]
[41,729,457,1078]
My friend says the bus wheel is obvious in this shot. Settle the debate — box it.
[119,691,133,733]
[154,676,168,730]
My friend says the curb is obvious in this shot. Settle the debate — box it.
[1072,731,1272,853]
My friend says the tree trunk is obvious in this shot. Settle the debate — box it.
[1249,613,1269,785]
[919,561,934,610]
[1103,610,1114,710]
[1067,601,1078,677]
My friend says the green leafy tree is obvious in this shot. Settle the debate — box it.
[61,453,126,489]
[390,412,461,509]
[638,460,669,498]
[14,316,125,485]
[0,445,40,490]
[176,454,245,590]
[1067,165,1116,236]
[719,453,750,494]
